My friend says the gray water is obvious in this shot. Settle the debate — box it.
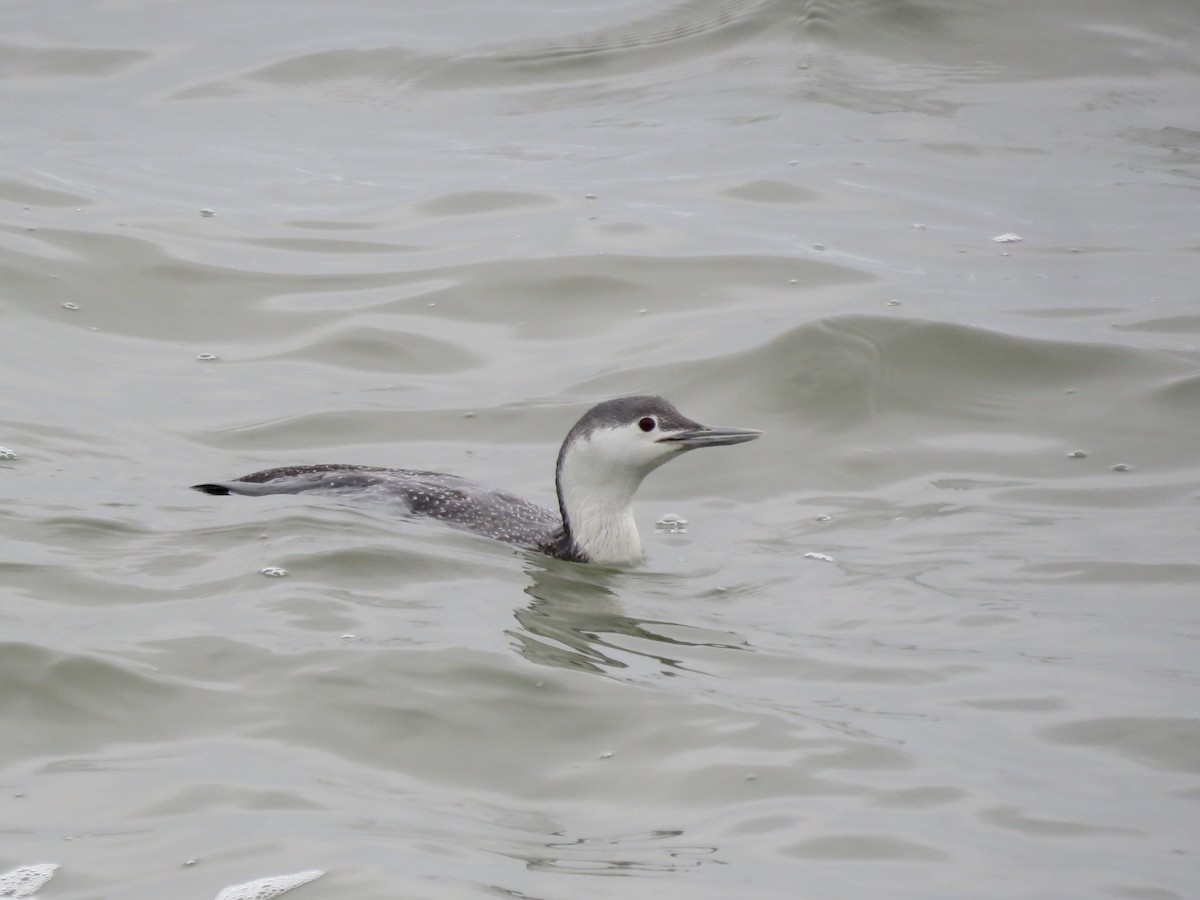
[2,1,1199,898]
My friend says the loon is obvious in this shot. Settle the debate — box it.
[192,395,760,565]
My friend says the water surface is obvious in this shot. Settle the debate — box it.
[2,1,1198,898]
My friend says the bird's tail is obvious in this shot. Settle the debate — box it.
[191,483,232,495]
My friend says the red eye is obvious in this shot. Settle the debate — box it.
[639,417,656,432]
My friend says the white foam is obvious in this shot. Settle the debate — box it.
[214,869,324,900]
[0,863,58,898]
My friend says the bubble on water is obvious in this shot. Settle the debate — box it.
[1066,450,1088,459]
[214,870,324,900]
[0,447,18,460]
[804,552,835,563]
[259,567,287,578]
[62,302,79,311]
[655,513,688,533]
[0,863,59,897]
[992,232,1022,243]
[1111,463,1133,472]
[196,352,219,361]
[200,208,216,217]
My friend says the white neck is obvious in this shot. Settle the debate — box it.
[556,441,651,566]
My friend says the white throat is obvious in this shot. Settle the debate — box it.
[557,431,667,565]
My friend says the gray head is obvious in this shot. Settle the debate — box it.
[553,396,761,564]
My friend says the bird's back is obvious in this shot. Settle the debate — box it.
[193,464,563,550]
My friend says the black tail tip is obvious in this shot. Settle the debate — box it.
[191,483,231,496]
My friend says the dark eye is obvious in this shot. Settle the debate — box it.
[638,417,656,432]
